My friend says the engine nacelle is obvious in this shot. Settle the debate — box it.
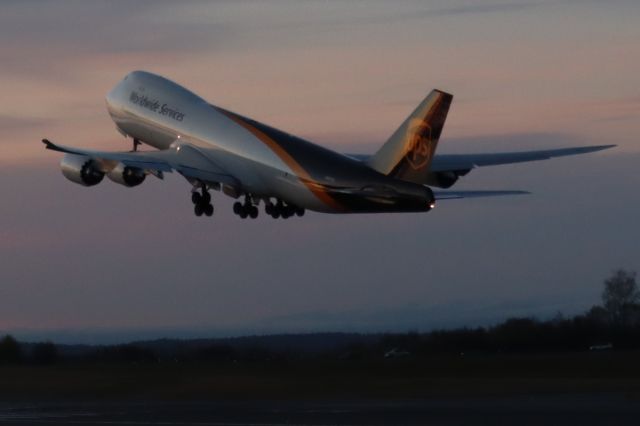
[107,163,146,187]
[60,154,105,186]
[423,170,471,188]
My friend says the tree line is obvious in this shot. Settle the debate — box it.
[1,269,638,365]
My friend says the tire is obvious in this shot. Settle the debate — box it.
[202,191,211,204]
[194,204,204,217]
[249,206,258,219]
[192,192,202,204]
[233,202,242,215]
[239,209,248,219]
[204,204,214,216]
[296,208,305,217]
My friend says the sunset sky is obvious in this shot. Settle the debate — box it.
[1,0,638,343]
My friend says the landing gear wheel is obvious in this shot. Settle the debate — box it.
[296,208,305,217]
[194,204,204,216]
[201,191,211,204]
[192,192,202,205]
[239,208,248,219]
[249,206,259,219]
[204,204,214,216]
[233,202,242,215]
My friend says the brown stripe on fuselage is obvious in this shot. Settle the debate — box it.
[216,108,343,211]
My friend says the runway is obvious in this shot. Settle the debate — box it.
[2,393,640,426]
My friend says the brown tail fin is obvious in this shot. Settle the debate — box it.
[367,90,453,183]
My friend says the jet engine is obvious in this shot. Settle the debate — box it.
[424,170,471,188]
[60,153,105,186]
[107,163,146,187]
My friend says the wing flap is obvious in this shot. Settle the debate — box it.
[119,159,173,172]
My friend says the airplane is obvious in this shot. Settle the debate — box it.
[42,70,614,219]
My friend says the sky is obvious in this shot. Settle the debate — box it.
[0,0,638,343]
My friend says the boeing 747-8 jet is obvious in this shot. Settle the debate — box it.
[43,71,613,219]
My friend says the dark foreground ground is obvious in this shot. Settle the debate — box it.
[1,395,640,426]
[1,352,640,425]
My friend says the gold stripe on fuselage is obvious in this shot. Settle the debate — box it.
[217,109,343,211]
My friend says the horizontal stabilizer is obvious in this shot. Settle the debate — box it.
[435,190,530,200]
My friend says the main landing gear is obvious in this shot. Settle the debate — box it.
[233,196,259,219]
[231,196,306,220]
[264,200,305,219]
[191,187,214,217]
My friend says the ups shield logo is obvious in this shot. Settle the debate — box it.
[406,118,433,170]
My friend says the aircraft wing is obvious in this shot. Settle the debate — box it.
[347,145,615,172]
[428,145,615,172]
[434,190,530,200]
[42,139,240,187]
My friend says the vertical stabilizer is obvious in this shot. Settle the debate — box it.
[367,90,453,183]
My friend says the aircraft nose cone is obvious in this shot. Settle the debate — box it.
[105,75,130,110]
[105,87,117,107]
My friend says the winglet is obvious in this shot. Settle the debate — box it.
[42,138,57,150]
[42,139,75,154]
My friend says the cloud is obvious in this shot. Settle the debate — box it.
[0,1,231,79]
[428,1,540,17]
[0,115,52,131]
[586,96,640,123]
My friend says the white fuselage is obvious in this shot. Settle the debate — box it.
[104,71,433,213]
[105,71,334,210]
